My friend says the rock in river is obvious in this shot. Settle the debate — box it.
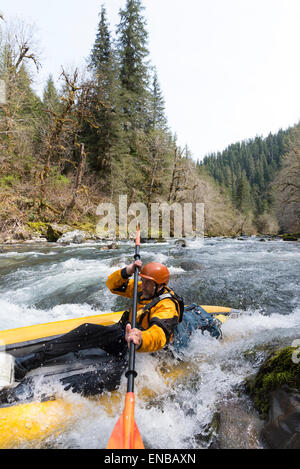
[57,230,86,245]
[261,386,300,449]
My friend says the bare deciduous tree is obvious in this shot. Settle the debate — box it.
[0,18,41,144]
[273,128,300,232]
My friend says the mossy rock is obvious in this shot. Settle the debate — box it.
[283,236,298,242]
[27,222,49,236]
[246,347,300,419]
[280,233,300,241]
[72,221,96,234]
[46,223,73,242]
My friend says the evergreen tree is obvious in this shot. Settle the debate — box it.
[223,165,231,188]
[87,5,124,176]
[235,170,252,214]
[247,153,255,183]
[147,69,168,131]
[117,0,150,130]
[43,75,60,112]
[201,128,291,216]
[273,125,300,232]
[90,5,112,74]
[14,64,42,116]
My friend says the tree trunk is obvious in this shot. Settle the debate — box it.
[168,148,182,203]
[60,143,87,221]
[147,147,159,207]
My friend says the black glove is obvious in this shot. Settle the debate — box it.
[119,310,130,329]
[60,360,127,397]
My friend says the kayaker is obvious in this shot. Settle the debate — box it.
[13,262,184,382]
[107,261,184,352]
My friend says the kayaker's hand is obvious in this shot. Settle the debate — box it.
[125,324,142,349]
[126,260,142,277]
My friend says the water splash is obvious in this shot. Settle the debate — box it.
[0,238,299,448]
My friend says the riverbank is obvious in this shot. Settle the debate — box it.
[0,220,299,246]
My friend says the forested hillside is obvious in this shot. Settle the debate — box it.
[198,123,300,234]
[0,1,298,241]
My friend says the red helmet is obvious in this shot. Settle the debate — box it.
[139,262,170,285]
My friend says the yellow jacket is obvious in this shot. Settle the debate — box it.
[106,268,181,353]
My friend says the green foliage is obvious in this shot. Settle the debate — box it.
[246,347,300,418]
[272,125,300,233]
[52,174,70,187]
[0,174,20,187]
[117,0,150,130]
[57,175,70,185]
[47,166,70,188]
[2,2,292,237]
[200,129,291,216]
[72,220,96,233]
[86,5,125,175]
[90,5,112,72]
[16,64,43,117]
[235,170,252,214]
[147,70,168,132]
[43,75,60,112]
[84,0,174,204]
[27,221,48,235]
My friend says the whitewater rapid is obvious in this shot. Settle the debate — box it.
[0,237,299,448]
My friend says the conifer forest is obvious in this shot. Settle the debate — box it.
[0,1,299,241]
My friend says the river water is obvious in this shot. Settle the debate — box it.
[0,237,299,449]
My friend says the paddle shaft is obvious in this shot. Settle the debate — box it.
[126,242,140,393]
[106,227,144,449]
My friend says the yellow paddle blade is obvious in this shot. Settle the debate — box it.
[107,392,144,449]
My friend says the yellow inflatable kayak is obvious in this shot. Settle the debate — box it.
[0,306,230,355]
[0,305,233,448]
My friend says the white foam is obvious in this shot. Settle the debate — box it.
[0,250,57,258]
[1,239,299,449]
[168,266,185,274]
[0,258,125,307]
[0,299,111,330]
[221,308,300,339]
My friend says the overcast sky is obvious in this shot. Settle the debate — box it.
[1,0,300,160]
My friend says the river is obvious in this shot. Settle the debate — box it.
[0,237,299,449]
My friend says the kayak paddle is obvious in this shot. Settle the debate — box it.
[107,225,144,449]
